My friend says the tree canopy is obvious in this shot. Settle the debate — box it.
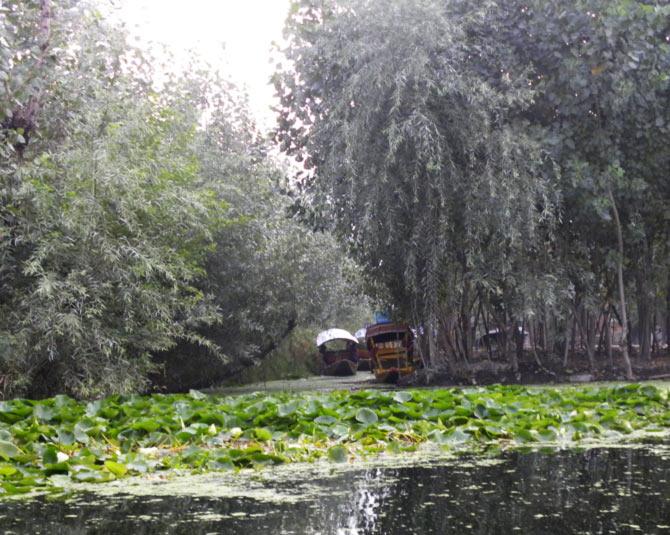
[0,0,368,398]
[275,0,670,374]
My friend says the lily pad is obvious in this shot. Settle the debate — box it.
[355,408,378,425]
[327,445,348,463]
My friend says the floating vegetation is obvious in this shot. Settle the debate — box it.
[0,383,668,496]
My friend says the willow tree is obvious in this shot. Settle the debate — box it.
[275,0,557,371]
[0,2,233,397]
[1,1,372,397]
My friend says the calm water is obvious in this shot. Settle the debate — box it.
[1,447,669,534]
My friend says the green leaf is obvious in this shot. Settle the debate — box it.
[329,424,350,438]
[278,401,299,417]
[72,469,115,483]
[355,408,378,425]
[393,392,413,403]
[104,460,128,477]
[314,415,337,425]
[131,419,161,433]
[57,429,75,446]
[86,400,103,417]
[34,405,55,422]
[42,446,59,465]
[327,445,348,463]
[443,428,470,444]
[0,441,21,460]
[44,462,70,476]
[254,428,273,442]
[427,430,449,445]
[1,482,31,494]
[0,464,18,477]
[73,423,91,444]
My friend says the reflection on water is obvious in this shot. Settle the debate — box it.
[1,446,669,534]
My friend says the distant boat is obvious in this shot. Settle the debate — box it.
[366,322,417,383]
[316,328,360,376]
[354,328,372,372]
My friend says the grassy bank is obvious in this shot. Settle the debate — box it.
[225,328,320,386]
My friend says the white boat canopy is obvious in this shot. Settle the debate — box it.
[316,328,359,347]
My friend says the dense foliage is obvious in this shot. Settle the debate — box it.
[275,0,670,376]
[0,383,667,495]
[0,0,368,398]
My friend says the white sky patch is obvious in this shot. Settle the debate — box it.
[109,0,290,132]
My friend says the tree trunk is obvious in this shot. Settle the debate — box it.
[605,305,614,369]
[596,306,608,356]
[541,307,549,352]
[511,318,522,377]
[651,311,659,356]
[479,305,493,361]
[428,314,438,370]
[574,304,595,372]
[608,187,634,379]
[563,315,575,368]
[460,281,473,362]
[635,247,653,360]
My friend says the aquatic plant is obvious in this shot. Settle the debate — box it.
[0,383,667,495]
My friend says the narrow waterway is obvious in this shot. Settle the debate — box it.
[1,445,668,534]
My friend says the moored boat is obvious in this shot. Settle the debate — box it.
[354,328,372,372]
[322,358,358,376]
[316,328,360,376]
[365,322,417,383]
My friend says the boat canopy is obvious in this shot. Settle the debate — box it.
[354,328,367,340]
[365,322,413,339]
[316,328,359,347]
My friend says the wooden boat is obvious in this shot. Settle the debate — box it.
[354,328,372,371]
[316,328,360,376]
[356,347,372,372]
[365,322,417,383]
[322,358,358,376]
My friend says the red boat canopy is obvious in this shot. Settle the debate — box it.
[365,323,413,339]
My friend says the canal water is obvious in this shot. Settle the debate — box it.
[0,446,668,534]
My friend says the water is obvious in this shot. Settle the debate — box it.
[1,446,668,534]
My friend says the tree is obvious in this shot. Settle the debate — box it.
[0,2,231,396]
[275,0,557,371]
[499,0,670,376]
[152,78,372,391]
[276,0,670,378]
[0,1,370,397]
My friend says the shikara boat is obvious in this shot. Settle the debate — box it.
[316,328,360,376]
[354,328,372,372]
[365,322,417,383]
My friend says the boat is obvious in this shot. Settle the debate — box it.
[316,328,360,376]
[365,322,417,383]
[354,328,372,372]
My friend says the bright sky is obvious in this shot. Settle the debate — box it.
[111,0,291,132]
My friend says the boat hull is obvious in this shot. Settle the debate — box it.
[322,359,358,376]
[357,358,373,372]
[373,366,414,383]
